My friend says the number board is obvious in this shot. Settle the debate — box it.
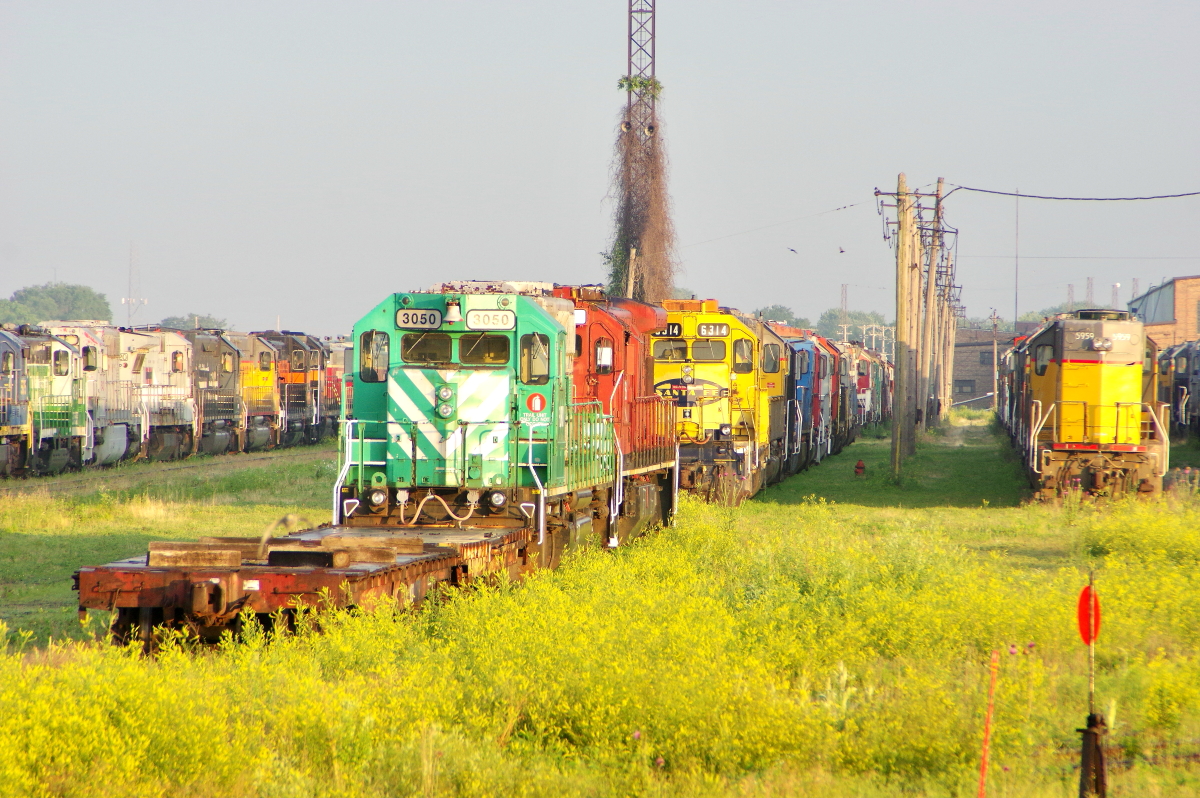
[465,309,516,331]
[655,322,683,337]
[395,309,443,329]
[697,323,730,337]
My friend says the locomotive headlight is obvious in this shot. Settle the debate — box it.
[368,488,388,506]
[488,491,507,508]
[682,365,694,384]
[436,385,454,401]
[436,403,454,418]
[1092,338,1113,351]
[720,423,733,437]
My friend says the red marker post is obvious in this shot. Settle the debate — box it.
[1076,572,1107,798]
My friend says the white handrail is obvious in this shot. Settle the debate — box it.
[522,421,548,545]
[1145,403,1170,477]
[331,418,358,524]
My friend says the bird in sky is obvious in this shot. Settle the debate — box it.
[788,248,797,253]
[839,247,846,253]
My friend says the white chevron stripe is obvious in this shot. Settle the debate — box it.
[469,374,510,423]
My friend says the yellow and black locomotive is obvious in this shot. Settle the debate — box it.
[999,309,1168,497]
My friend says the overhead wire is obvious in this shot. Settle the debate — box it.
[944,185,1200,202]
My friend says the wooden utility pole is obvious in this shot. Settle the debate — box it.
[892,174,913,476]
[919,178,944,429]
[943,254,958,414]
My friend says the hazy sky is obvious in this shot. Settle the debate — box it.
[2,1,1197,336]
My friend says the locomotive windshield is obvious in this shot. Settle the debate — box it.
[653,339,687,361]
[732,339,754,373]
[359,330,389,382]
[460,333,510,365]
[402,333,451,365]
[520,333,550,385]
[692,340,727,361]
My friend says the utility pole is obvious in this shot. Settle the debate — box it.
[892,174,915,474]
[838,324,851,343]
[990,308,1001,412]
[918,178,944,430]
[625,247,639,298]
[1086,276,1095,306]
[1014,189,1020,328]
[1111,283,1120,309]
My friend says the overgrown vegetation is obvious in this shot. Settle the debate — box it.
[2,426,1199,795]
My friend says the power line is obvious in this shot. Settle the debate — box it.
[946,185,1200,201]
[960,255,1200,260]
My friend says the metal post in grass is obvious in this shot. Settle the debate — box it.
[1076,571,1107,798]
[977,649,1001,797]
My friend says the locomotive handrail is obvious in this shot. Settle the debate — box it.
[521,421,549,545]
[1144,402,1170,476]
[1028,400,1052,474]
[331,417,359,524]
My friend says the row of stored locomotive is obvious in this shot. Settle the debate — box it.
[998,309,1169,498]
[648,300,891,502]
[335,284,893,533]
[75,282,892,644]
[0,321,345,476]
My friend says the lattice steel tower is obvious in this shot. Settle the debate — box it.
[625,1,656,137]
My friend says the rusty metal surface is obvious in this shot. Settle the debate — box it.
[75,524,533,627]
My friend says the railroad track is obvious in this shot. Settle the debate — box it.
[0,447,336,497]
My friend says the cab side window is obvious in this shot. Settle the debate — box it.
[360,331,390,382]
[259,352,272,371]
[732,339,754,374]
[595,337,614,375]
[82,346,98,371]
[762,343,780,374]
[171,351,185,373]
[53,350,70,376]
[1,352,13,374]
[1035,345,1053,376]
[520,333,550,385]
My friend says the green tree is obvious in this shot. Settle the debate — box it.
[815,308,887,339]
[0,282,112,325]
[1019,302,1073,323]
[754,304,811,329]
[160,313,228,330]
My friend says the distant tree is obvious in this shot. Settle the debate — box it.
[1018,302,1073,323]
[815,307,887,339]
[671,286,696,300]
[754,304,811,328]
[0,282,112,325]
[160,313,228,330]
[962,315,1015,332]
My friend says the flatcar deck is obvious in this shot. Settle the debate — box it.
[74,524,533,644]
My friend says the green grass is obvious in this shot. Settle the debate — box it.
[2,429,1200,796]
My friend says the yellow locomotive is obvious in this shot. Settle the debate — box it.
[999,309,1168,497]
[652,299,788,503]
